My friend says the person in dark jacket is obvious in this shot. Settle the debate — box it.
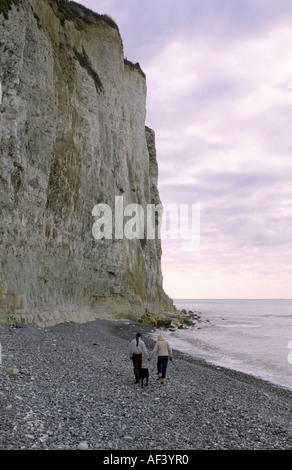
[129,333,149,383]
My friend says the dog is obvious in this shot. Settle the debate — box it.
[139,367,149,388]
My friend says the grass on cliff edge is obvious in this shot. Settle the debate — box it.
[57,0,119,31]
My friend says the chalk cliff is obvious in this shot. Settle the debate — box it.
[0,0,174,325]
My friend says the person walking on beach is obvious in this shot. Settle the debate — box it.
[129,333,149,383]
[148,334,173,384]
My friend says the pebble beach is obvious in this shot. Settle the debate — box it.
[0,318,292,451]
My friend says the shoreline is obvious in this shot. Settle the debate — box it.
[147,326,292,395]
[0,318,292,450]
[109,318,292,397]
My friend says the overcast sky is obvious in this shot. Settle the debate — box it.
[80,0,292,300]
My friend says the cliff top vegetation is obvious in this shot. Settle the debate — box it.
[56,0,119,31]
[0,0,118,30]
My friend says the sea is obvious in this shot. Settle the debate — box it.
[151,299,292,392]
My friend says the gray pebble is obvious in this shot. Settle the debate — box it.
[77,441,89,450]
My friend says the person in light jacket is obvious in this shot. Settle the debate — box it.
[148,334,173,384]
[129,333,149,383]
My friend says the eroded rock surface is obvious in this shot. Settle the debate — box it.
[0,0,174,325]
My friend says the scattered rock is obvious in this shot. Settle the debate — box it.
[6,368,19,376]
[140,311,172,328]
[139,309,198,330]
[0,319,291,451]
[77,441,89,450]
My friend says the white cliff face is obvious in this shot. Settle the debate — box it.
[0,0,174,324]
